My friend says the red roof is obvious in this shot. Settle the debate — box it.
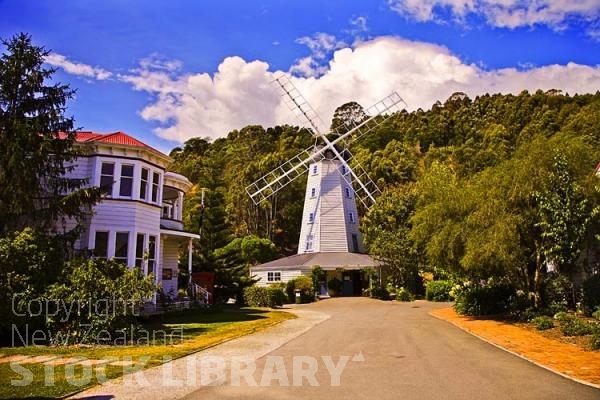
[62,131,165,157]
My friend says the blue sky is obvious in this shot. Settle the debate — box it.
[1,0,600,153]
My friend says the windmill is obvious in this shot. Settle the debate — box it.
[247,76,406,294]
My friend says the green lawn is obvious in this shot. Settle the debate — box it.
[0,306,294,399]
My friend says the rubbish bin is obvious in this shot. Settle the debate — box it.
[295,289,301,304]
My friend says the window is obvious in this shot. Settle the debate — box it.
[147,236,156,274]
[345,187,352,198]
[114,232,129,264]
[341,165,347,175]
[152,172,160,203]
[308,212,314,223]
[100,163,114,196]
[305,235,314,252]
[311,187,316,197]
[140,168,149,200]
[352,234,360,253]
[135,233,145,268]
[349,212,355,223]
[119,164,134,197]
[312,165,318,174]
[93,231,109,258]
[267,271,281,282]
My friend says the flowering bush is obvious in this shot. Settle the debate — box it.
[396,287,414,302]
[453,278,515,316]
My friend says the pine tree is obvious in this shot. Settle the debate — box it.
[0,33,101,234]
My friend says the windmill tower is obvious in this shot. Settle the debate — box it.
[247,76,406,291]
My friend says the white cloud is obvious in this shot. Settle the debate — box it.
[45,53,112,80]
[349,16,369,32]
[388,0,600,35]
[290,33,347,77]
[116,36,600,143]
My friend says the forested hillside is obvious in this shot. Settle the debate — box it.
[171,89,600,301]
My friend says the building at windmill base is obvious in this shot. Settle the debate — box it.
[250,154,381,297]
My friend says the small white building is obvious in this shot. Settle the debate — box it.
[62,131,199,298]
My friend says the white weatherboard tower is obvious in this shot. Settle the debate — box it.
[247,76,406,291]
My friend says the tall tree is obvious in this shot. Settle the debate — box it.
[0,33,101,234]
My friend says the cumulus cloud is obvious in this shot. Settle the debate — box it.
[45,53,112,80]
[290,33,347,77]
[113,36,600,143]
[388,0,600,36]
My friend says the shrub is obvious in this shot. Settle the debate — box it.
[592,307,600,321]
[370,285,390,300]
[243,286,270,307]
[531,316,555,330]
[556,313,595,336]
[543,272,574,314]
[454,279,515,316]
[591,332,600,351]
[311,266,326,295]
[583,274,600,316]
[45,257,156,345]
[396,287,414,302]
[267,286,286,307]
[286,276,315,303]
[425,280,454,302]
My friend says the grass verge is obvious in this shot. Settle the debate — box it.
[0,306,294,399]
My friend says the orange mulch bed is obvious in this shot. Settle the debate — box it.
[430,307,600,386]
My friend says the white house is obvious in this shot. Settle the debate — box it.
[62,131,199,298]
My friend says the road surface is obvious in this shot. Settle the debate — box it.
[183,297,600,400]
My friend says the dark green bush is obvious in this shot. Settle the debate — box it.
[592,307,600,321]
[543,272,574,314]
[370,285,390,300]
[425,280,454,302]
[531,316,555,330]
[454,281,515,316]
[583,274,600,316]
[556,313,595,336]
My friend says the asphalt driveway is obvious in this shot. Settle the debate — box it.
[184,297,600,400]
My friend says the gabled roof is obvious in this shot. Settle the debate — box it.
[73,131,165,156]
[250,252,381,271]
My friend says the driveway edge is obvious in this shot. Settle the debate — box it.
[429,308,600,390]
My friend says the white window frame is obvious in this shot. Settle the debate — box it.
[312,165,318,175]
[349,212,356,223]
[99,162,115,197]
[140,168,149,200]
[305,234,314,252]
[267,271,282,282]
[114,231,130,265]
[119,164,135,197]
[311,187,316,198]
[345,187,352,198]
[308,212,315,223]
